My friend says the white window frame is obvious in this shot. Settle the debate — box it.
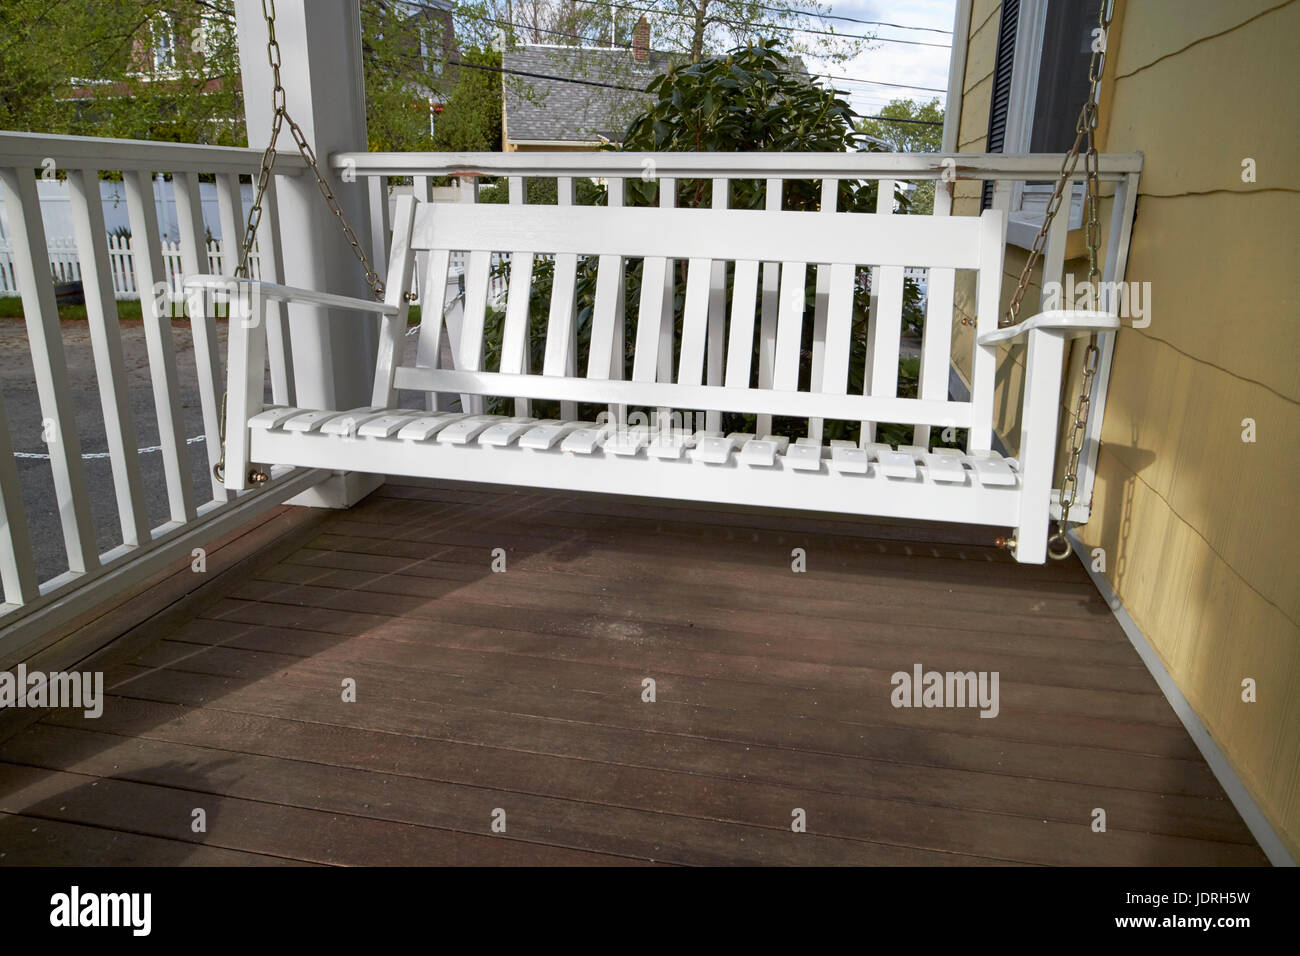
[152,13,177,73]
[1002,0,1102,248]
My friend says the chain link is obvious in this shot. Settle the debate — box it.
[1039,0,1112,559]
[217,0,396,483]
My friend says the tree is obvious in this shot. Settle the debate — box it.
[455,0,869,64]
[484,43,938,449]
[0,0,243,145]
[431,47,504,152]
[857,97,945,214]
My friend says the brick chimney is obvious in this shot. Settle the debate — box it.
[632,16,650,63]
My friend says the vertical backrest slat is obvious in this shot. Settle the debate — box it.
[586,254,623,379]
[632,256,668,382]
[502,176,531,413]
[772,261,807,392]
[676,258,712,387]
[124,168,196,523]
[415,247,452,411]
[914,183,955,448]
[367,175,391,279]
[655,178,676,429]
[0,166,98,574]
[756,177,782,434]
[819,262,856,394]
[69,167,149,547]
[174,170,229,502]
[554,176,579,419]
[458,249,491,373]
[861,179,899,444]
[0,386,39,604]
[704,178,728,431]
[968,207,1006,453]
[256,175,295,407]
[605,178,627,423]
[371,196,418,408]
[807,177,839,443]
[723,259,760,388]
[500,252,534,374]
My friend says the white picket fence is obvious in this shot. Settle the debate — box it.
[0,233,496,307]
[0,235,262,300]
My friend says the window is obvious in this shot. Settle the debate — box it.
[152,14,177,73]
[983,0,1108,247]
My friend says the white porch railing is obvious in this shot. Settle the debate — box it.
[0,130,319,661]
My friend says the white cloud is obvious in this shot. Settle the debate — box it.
[808,1,958,118]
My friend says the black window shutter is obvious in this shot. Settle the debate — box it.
[982,0,1020,209]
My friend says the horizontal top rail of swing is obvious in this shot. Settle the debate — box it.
[331,151,1143,182]
[0,130,308,175]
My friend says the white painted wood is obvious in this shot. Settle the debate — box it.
[632,257,668,382]
[819,262,855,394]
[861,181,898,444]
[174,171,229,502]
[393,369,971,428]
[677,258,712,387]
[656,178,677,409]
[587,254,623,379]
[772,262,806,392]
[724,259,760,389]
[756,177,782,435]
[68,167,150,548]
[704,178,729,431]
[967,208,1006,454]
[185,275,397,314]
[977,310,1120,346]
[415,247,451,411]
[336,150,1144,182]
[0,388,38,604]
[370,195,418,407]
[500,252,534,374]
[458,250,491,374]
[0,166,98,574]
[913,183,955,449]
[807,177,838,444]
[256,176,295,407]
[1012,328,1067,563]
[555,176,579,420]
[367,174,390,278]
[413,202,986,270]
[219,288,266,492]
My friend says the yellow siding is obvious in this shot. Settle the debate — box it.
[955,0,1300,857]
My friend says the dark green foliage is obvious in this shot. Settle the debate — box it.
[481,43,950,448]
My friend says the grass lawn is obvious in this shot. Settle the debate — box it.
[0,296,424,324]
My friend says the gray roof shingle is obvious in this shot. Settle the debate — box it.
[502,45,675,145]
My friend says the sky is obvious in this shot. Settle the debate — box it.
[807,0,958,119]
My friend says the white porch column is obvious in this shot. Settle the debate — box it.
[233,0,377,411]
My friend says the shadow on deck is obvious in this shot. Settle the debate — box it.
[0,479,1268,865]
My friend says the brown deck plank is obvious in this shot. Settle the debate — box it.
[0,479,1270,866]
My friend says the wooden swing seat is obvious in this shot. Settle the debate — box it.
[186,195,1116,564]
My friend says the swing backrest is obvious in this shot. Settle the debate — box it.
[375,194,1006,448]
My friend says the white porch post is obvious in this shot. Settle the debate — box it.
[233,0,382,506]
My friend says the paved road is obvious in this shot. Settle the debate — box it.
[1,318,229,584]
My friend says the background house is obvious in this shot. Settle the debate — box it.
[502,17,673,150]
[945,0,1299,860]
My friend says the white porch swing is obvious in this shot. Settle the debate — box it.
[186,2,1120,565]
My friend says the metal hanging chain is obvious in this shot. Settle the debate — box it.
[999,0,1112,560]
[215,0,393,484]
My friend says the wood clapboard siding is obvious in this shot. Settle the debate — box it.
[952,0,1300,858]
[0,481,1267,865]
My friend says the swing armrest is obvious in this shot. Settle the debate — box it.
[977,310,1119,347]
[183,275,399,316]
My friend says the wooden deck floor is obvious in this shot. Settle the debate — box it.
[0,480,1268,865]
